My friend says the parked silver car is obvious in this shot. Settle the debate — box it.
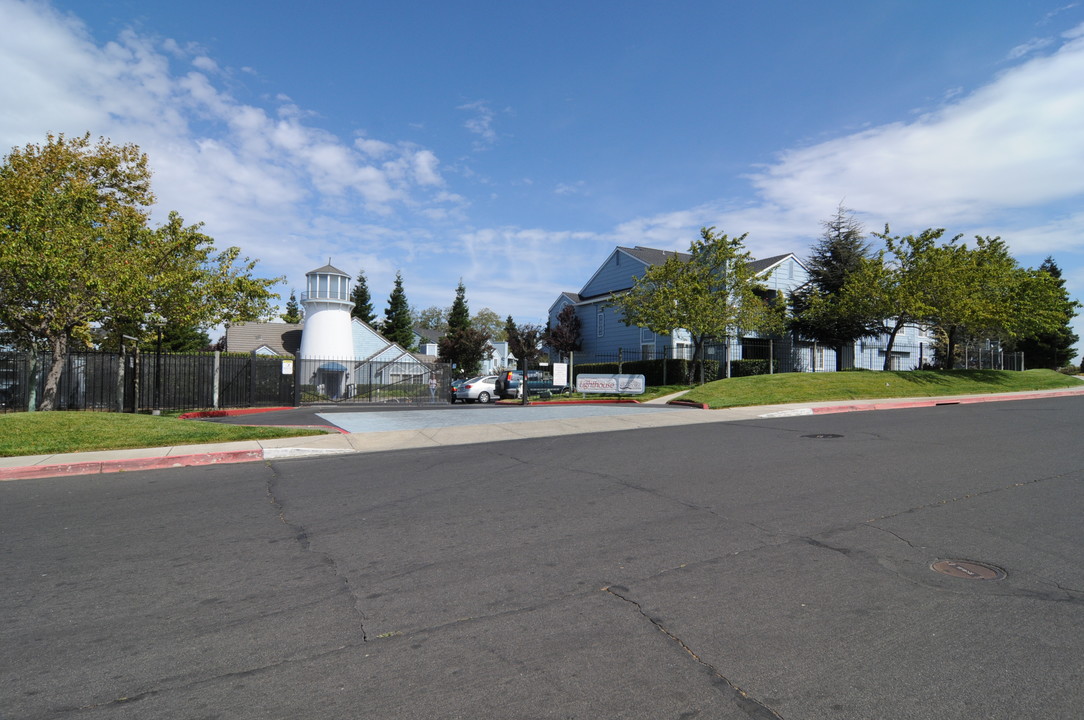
[454,375,500,404]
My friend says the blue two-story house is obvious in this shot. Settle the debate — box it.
[548,245,810,362]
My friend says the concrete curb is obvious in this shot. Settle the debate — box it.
[810,388,1084,415]
[0,449,266,481]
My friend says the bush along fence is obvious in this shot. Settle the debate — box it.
[0,350,453,413]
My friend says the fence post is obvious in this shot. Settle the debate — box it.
[213,351,221,409]
[132,347,141,412]
[293,355,301,407]
[249,350,257,407]
[116,348,125,412]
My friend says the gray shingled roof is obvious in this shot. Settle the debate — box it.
[748,253,794,273]
[413,327,443,343]
[619,246,691,265]
[225,322,303,356]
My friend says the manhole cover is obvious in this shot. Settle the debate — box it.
[802,433,844,439]
[931,560,1005,580]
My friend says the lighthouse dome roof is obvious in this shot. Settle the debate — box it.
[307,263,349,277]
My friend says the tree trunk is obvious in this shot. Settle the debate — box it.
[882,319,905,371]
[944,327,958,370]
[39,334,69,411]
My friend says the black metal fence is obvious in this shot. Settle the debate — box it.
[0,350,453,412]
[0,351,295,413]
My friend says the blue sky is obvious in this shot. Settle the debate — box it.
[3,0,1084,355]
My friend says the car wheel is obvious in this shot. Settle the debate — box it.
[477,391,491,404]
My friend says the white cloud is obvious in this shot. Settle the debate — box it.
[1007,37,1054,60]
[0,0,454,278]
[731,23,1084,247]
[458,100,498,148]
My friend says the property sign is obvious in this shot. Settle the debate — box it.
[576,373,646,395]
[281,360,294,375]
[552,363,568,387]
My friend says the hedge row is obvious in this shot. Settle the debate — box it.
[571,358,776,385]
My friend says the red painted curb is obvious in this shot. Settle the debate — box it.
[0,449,266,482]
[667,400,710,409]
[495,398,643,406]
[811,388,1084,415]
[179,407,293,420]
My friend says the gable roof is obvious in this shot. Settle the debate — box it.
[226,322,303,356]
[413,327,443,344]
[749,252,802,274]
[562,245,806,307]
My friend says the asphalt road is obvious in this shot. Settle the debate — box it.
[2,397,1082,719]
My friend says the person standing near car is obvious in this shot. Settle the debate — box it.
[428,376,437,403]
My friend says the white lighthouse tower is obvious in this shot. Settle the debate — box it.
[299,262,354,398]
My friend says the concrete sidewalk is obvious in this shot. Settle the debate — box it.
[3,385,1083,481]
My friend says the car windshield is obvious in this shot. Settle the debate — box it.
[463,377,483,384]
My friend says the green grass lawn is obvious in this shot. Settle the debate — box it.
[681,369,1083,409]
[0,412,327,458]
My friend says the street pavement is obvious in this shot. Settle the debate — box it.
[1,393,1082,718]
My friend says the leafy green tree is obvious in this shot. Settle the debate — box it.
[350,269,376,325]
[842,227,1069,369]
[789,205,878,368]
[472,307,504,340]
[414,306,448,332]
[838,227,951,370]
[506,319,544,368]
[609,226,774,383]
[281,289,303,324]
[543,305,582,356]
[0,133,279,409]
[381,271,415,349]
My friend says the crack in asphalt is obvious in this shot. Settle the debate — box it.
[66,642,363,714]
[265,463,369,642]
[601,585,784,720]
[867,466,1084,523]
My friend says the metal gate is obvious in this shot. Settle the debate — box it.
[296,357,452,405]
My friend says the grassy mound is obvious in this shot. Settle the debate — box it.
[680,369,1083,409]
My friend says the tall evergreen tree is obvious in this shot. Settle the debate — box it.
[438,281,492,374]
[789,205,877,369]
[447,280,471,333]
[351,269,376,325]
[381,271,415,349]
[1014,257,1080,369]
[281,289,303,324]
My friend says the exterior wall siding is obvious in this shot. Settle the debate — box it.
[579,250,647,298]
